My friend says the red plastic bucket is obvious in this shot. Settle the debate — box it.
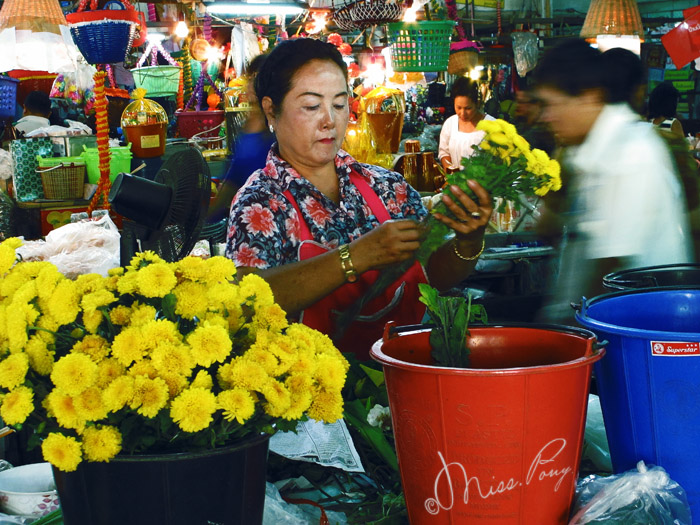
[124,122,167,158]
[370,323,604,524]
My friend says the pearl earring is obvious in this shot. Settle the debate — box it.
[269,124,274,133]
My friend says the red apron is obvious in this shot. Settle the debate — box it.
[283,170,427,359]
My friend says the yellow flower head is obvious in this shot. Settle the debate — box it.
[239,273,275,307]
[173,281,209,320]
[226,358,269,391]
[136,263,177,298]
[47,279,80,326]
[204,256,237,284]
[313,354,348,391]
[109,305,132,326]
[81,289,116,313]
[186,322,232,368]
[126,251,165,271]
[130,375,169,418]
[74,386,108,422]
[111,327,149,367]
[175,256,208,282]
[151,343,195,377]
[261,379,291,418]
[42,432,82,472]
[95,358,126,389]
[45,391,86,431]
[72,335,110,364]
[252,303,289,333]
[81,425,122,463]
[116,271,139,295]
[307,390,344,423]
[51,353,98,397]
[0,353,29,390]
[217,388,255,424]
[35,264,62,301]
[25,335,54,376]
[1,386,34,425]
[170,387,217,433]
[75,273,106,296]
[141,319,182,347]
[102,375,135,412]
[191,370,213,390]
[128,303,157,327]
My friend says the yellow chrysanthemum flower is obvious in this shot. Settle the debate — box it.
[46,279,80,326]
[217,388,255,424]
[186,322,232,367]
[204,256,237,284]
[512,134,530,154]
[126,250,164,271]
[107,267,125,277]
[0,353,29,390]
[170,387,217,433]
[45,391,86,431]
[175,256,208,282]
[307,389,344,423]
[116,271,139,295]
[128,304,157,327]
[111,327,148,367]
[206,282,240,310]
[283,390,313,421]
[6,304,31,353]
[51,353,98,396]
[136,263,177,298]
[261,379,291,418]
[102,375,135,412]
[244,345,280,376]
[0,239,20,276]
[24,335,54,376]
[12,280,38,305]
[74,386,108,421]
[239,273,274,307]
[227,358,269,391]
[159,372,187,398]
[72,335,110,363]
[173,281,209,320]
[95,358,125,389]
[0,386,34,425]
[109,305,132,326]
[130,375,169,418]
[81,289,116,312]
[252,303,288,333]
[191,370,213,390]
[42,432,82,472]
[151,343,194,377]
[140,319,181,347]
[81,425,122,463]
[128,360,158,378]
[75,273,106,296]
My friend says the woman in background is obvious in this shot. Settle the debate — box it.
[648,81,684,138]
[438,77,495,172]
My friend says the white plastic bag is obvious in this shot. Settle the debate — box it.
[511,31,539,77]
[569,461,692,524]
[16,214,120,278]
[581,394,612,473]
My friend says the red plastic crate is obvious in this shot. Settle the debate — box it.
[176,110,225,139]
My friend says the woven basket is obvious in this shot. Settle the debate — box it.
[349,0,403,28]
[0,77,18,119]
[447,49,479,75]
[387,21,455,72]
[132,66,181,98]
[176,110,225,139]
[66,0,137,65]
[37,162,86,200]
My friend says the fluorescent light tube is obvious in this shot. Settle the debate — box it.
[206,2,306,15]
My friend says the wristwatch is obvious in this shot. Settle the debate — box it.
[338,244,358,283]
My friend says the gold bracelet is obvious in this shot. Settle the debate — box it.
[338,244,358,283]
[453,238,485,262]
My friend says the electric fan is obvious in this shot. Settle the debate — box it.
[109,146,211,265]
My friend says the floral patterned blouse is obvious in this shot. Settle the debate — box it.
[225,146,428,269]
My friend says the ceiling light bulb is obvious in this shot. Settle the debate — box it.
[175,21,189,38]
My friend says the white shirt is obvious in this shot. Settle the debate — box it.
[14,115,50,135]
[541,103,693,322]
[438,113,496,169]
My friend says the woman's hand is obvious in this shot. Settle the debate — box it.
[432,180,493,239]
[350,219,422,273]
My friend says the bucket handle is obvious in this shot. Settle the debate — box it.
[570,297,589,317]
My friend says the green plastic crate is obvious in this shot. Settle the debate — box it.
[387,21,455,72]
[81,145,132,184]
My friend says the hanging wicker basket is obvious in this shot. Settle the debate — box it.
[66,1,139,65]
[388,21,455,72]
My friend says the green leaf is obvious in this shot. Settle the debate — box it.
[344,400,399,472]
[161,293,177,321]
[359,364,385,388]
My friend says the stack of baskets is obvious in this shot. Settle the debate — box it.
[387,21,455,72]
[65,0,142,65]
[36,156,86,200]
[0,77,19,119]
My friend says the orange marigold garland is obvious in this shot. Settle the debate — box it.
[88,70,112,215]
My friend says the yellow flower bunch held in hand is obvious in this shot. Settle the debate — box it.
[0,240,349,472]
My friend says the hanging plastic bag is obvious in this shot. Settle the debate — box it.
[581,394,612,474]
[568,461,692,525]
[511,31,539,77]
[50,61,97,116]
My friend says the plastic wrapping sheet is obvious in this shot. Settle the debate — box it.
[511,31,539,77]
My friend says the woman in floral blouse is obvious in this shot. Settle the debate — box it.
[226,38,492,358]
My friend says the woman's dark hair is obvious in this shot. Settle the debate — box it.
[648,81,680,120]
[254,38,347,113]
[531,38,604,96]
[601,48,646,105]
[245,53,267,77]
[451,76,479,103]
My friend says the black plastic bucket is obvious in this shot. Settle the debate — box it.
[52,434,269,525]
[603,263,700,291]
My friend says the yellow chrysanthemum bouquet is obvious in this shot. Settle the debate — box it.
[0,239,349,472]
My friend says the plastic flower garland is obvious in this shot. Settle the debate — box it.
[0,240,348,472]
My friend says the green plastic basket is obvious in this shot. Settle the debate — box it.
[81,145,132,184]
[132,65,181,97]
[387,21,455,72]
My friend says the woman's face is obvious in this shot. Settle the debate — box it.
[264,59,349,176]
[454,95,478,123]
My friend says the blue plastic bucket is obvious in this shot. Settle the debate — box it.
[576,288,700,521]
